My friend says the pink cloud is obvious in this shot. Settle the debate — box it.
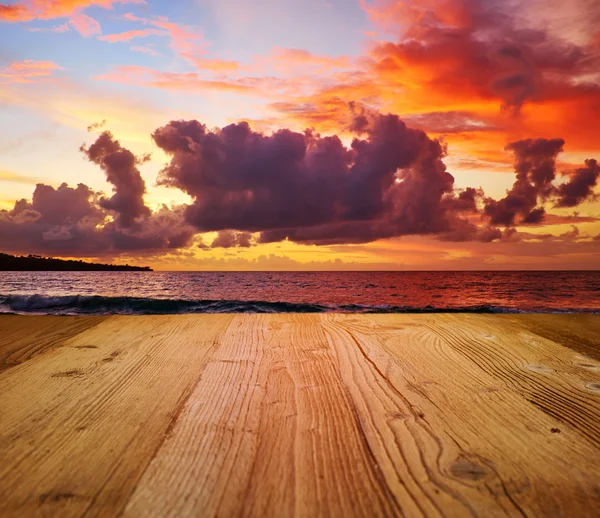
[106,13,208,66]
[100,28,164,42]
[123,11,145,22]
[130,45,160,57]
[95,65,256,93]
[69,13,101,36]
[150,17,207,58]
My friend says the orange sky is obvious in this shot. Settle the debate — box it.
[0,0,599,269]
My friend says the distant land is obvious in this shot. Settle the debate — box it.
[0,253,152,272]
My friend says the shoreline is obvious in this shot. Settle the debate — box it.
[1,294,599,316]
[1,314,599,517]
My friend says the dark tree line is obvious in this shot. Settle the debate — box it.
[0,253,152,271]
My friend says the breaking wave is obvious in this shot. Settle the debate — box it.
[1,294,594,315]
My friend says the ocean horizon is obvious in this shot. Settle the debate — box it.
[2,270,598,315]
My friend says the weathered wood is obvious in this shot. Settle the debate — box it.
[0,314,598,518]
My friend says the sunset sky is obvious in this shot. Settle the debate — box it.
[1,0,599,270]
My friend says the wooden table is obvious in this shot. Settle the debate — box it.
[0,314,599,517]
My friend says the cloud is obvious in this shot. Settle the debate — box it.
[211,230,253,248]
[401,111,499,134]
[150,17,207,58]
[0,170,42,185]
[262,47,350,73]
[100,28,163,42]
[264,0,600,162]
[68,13,100,36]
[81,130,151,227]
[485,138,565,225]
[0,60,63,84]
[0,3,28,21]
[28,22,70,32]
[130,45,160,57]
[189,57,241,73]
[364,0,595,116]
[555,159,600,207]
[152,109,599,246]
[114,13,207,62]
[152,110,493,246]
[482,138,600,226]
[0,129,195,256]
[86,119,107,132]
[0,0,145,22]
[484,138,564,226]
[95,65,278,94]
[1,112,597,258]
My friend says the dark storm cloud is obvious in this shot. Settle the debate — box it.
[521,207,546,224]
[442,187,482,212]
[484,138,565,225]
[152,111,600,246]
[152,111,490,245]
[0,186,195,256]
[81,131,151,227]
[0,183,105,255]
[0,133,195,257]
[1,112,598,256]
[555,159,600,208]
[211,230,253,248]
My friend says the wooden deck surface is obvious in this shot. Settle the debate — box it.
[0,314,599,517]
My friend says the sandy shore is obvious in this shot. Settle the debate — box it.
[0,314,598,517]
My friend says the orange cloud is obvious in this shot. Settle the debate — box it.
[0,3,30,20]
[0,0,144,22]
[269,47,350,70]
[190,57,241,73]
[256,0,600,178]
[0,60,63,83]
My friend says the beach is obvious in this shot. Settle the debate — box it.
[0,313,599,517]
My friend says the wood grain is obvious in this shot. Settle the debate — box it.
[0,314,598,517]
[0,314,106,371]
[0,314,233,517]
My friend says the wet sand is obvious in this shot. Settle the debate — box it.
[0,314,599,517]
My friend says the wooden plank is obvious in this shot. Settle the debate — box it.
[508,314,600,361]
[426,315,600,447]
[328,314,600,517]
[124,314,401,518]
[0,314,598,518]
[0,314,233,518]
[0,314,106,371]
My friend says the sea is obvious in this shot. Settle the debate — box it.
[0,271,599,315]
